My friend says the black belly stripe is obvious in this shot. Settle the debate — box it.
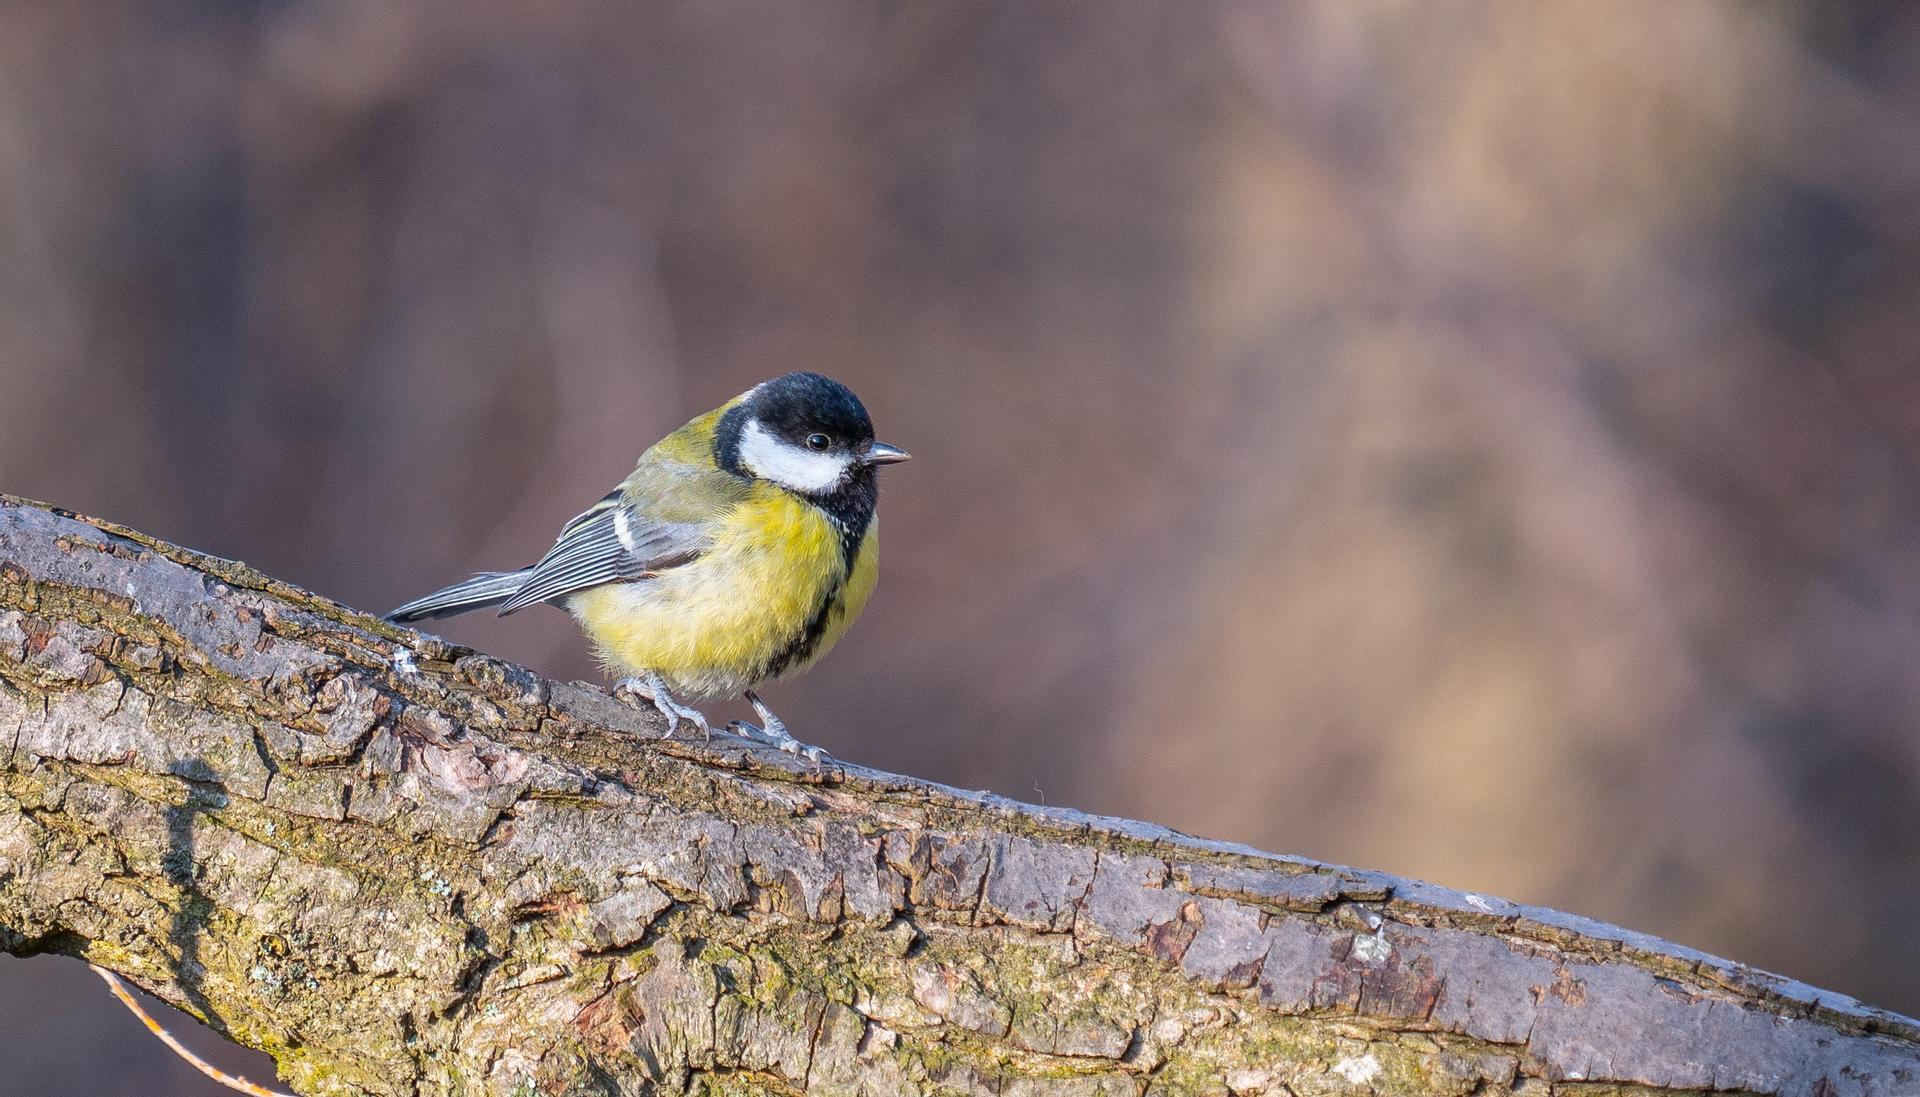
[761,576,846,681]
[755,462,880,682]
[759,521,870,680]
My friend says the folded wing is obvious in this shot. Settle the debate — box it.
[494,489,706,615]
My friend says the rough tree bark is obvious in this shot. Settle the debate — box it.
[0,495,1915,1097]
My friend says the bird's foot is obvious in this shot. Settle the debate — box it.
[611,674,711,743]
[727,720,828,762]
[728,691,828,763]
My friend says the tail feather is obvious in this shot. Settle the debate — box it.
[385,569,531,623]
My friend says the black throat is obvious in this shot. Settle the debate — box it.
[814,464,878,569]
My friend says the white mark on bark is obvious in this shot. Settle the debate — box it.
[1333,1053,1381,1084]
[1226,1066,1274,1092]
[1352,929,1391,964]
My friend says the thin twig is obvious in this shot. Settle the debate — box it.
[88,964,295,1097]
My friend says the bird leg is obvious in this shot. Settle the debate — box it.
[729,690,827,763]
[611,672,710,742]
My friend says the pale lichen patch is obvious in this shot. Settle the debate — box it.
[389,647,419,676]
[1351,929,1392,964]
[1332,1052,1382,1085]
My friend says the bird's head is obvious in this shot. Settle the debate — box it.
[718,372,910,497]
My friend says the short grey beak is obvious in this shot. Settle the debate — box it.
[865,442,912,465]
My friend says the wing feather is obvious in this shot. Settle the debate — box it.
[496,493,705,615]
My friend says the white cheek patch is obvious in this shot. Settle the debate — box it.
[738,420,852,494]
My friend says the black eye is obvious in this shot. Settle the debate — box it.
[805,433,832,451]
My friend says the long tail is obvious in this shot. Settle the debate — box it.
[385,569,531,623]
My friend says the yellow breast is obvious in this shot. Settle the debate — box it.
[565,486,878,698]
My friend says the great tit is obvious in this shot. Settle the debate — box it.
[386,372,910,759]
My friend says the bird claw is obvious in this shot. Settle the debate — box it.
[726,720,827,763]
[729,690,827,762]
[611,675,711,742]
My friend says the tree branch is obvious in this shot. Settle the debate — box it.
[0,493,1914,1096]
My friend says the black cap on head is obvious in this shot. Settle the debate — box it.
[744,372,874,448]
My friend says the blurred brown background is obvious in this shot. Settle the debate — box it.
[4,1,1920,1091]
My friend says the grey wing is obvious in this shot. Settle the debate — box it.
[495,490,706,615]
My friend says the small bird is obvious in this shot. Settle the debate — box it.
[386,372,909,759]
